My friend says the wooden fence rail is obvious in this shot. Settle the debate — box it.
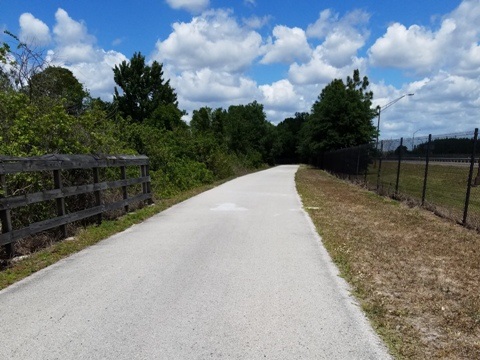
[0,154,153,257]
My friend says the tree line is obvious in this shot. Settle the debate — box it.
[1,32,379,197]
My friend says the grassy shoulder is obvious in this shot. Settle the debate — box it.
[0,179,231,291]
[296,166,480,359]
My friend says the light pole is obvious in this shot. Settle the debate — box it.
[375,93,414,151]
[412,129,422,151]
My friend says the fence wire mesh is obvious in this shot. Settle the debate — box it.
[322,128,480,230]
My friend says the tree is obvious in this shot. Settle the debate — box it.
[395,145,408,156]
[0,90,126,156]
[145,102,186,131]
[0,31,47,93]
[225,102,265,150]
[299,69,376,162]
[0,68,12,92]
[211,108,227,138]
[190,107,213,134]
[413,137,473,155]
[274,112,309,164]
[191,107,228,142]
[29,66,88,115]
[113,52,180,126]
[0,36,11,91]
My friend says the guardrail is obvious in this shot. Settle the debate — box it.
[0,154,152,257]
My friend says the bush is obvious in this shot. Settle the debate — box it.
[151,159,214,197]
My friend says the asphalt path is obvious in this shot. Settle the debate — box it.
[0,165,391,359]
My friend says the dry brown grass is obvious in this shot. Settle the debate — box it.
[296,166,480,359]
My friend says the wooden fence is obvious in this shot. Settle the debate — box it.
[0,154,152,257]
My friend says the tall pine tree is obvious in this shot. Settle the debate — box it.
[299,69,376,161]
[113,52,180,127]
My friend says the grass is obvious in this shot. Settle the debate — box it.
[365,162,480,227]
[296,166,480,359]
[0,180,226,290]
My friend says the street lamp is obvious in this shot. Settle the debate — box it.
[375,93,414,151]
[412,129,422,151]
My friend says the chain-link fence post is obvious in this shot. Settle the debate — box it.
[376,141,383,192]
[463,128,478,225]
[395,137,403,195]
[421,134,432,206]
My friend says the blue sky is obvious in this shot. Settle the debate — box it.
[1,0,479,139]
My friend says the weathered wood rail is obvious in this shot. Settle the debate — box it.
[0,154,152,257]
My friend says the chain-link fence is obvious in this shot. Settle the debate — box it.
[322,128,480,230]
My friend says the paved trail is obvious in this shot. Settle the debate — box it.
[0,165,391,359]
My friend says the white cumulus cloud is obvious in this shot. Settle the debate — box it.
[165,0,210,13]
[308,9,369,68]
[368,22,450,74]
[306,9,335,39]
[288,9,370,85]
[19,13,51,46]
[43,9,127,100]
[53,9,95,46]
[369,0,480,76]
[153,9,264,73]
[52,8,97,63]
[242,15,271,29]
[172,68,260,113]
[366,0,480,138]
[56,49,128,100]
[321,30,367,68]
[260,79,304,111]
[261,26,311,64]
[371,70,480,139]
[289,49,367,86]
[176,68,259,102]
[307,9,370,41]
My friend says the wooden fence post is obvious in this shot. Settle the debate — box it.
[141,164,153,205]
[120,166,129,213]
[53,169,67,238]
[145,163,153,205]
[93,167,102,225]
[140,165,146,196]
[0,174,14,258]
